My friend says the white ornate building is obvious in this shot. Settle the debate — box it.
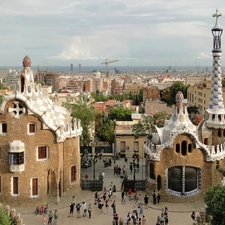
[144,10,225,202]
[0,56,82,205]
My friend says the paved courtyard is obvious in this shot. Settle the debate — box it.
[16,157,205,225]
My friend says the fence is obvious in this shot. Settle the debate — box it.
[80,179,103,191]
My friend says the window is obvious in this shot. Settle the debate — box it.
[37,146,48,160]
[0,176,1,193]
[175,144,180,153]
[71,165,77,183]
[181,141,187,156]
[32,178,38,196]
[28,123,36,134]
[12,177,19,195]
[134,141,139,152]
[120,141,125,152]
[167,166,201,196]
[9,152,24,165]
[149,162,155,179]
[0,122,7,134]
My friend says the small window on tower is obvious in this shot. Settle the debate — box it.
[28,123,36,134]
[37,146,48,161]
[0,122,7,134]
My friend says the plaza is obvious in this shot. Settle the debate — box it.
[17,157,205,225]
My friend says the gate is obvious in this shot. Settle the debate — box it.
[123,179,146,192]
[80,179,103,191]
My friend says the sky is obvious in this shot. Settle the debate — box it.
[0,0,225,68]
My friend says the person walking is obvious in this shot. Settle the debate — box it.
[104,200,109,214]
[47,210,53,225]
[53,210,58,225]
[88,203,92,219]
[81,201,87,217]
[43,215,47,225]
[121,190,126,202]
[142,215,147,225]
[152,190,157,205]
[144,195,149,209]
[157,192,160,204]
[76,202,81,218]
[139,203,143,216]
[111,200,116,214]
[119,217,124,225]
[68,202,75,217]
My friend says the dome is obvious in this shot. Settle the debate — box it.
[176,91,184,103]
[22,55,31,67]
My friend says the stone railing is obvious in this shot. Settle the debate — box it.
[0,203,23,225]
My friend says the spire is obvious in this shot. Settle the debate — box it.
[205,9,225,129]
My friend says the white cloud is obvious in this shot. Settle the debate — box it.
[0,0,225,66]
[195,53,210,59]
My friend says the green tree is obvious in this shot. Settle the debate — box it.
[95,113,114,145]
[161,82,189,106]
[222,79,225,87]
[0,207,12,225]
[63,95,96,146]
[204,184,225,225]
[108,107,132,121]
[132,112,171,139]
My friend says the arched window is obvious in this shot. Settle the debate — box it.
[167,166,201,196]
[181,141,187,156]
[188,143,192,153]
[176,144,180,153]
[218,129,222,137]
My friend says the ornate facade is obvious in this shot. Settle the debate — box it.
[0,56,82,205]
[144,10,225,202]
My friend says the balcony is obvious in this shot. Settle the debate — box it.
[9,164,25,173]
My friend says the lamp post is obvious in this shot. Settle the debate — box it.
[113,119,116,164]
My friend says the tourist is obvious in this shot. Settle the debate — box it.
[68,202,75,217]
[43,215,47,225]
[191,211,196,220]
[152,190,157,205]
[144,195,149,209]
[76,202,81,218]
[119,217,124,225]
[139,203,143,216]
[47,210,53,225]
[53,210,58,225]
[81,201,87,217]
[142,215,146,225]
[104,200,109,214]
[111,200,116,214]
[88,203,92,219]
[121,189,126,202]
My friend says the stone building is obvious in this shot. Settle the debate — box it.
[144,10,225,202]
[0,56,82,206]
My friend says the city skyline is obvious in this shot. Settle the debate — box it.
[0,0,225,67]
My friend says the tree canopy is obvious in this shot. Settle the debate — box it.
[95,113,114,146]
[63,95,96,146]
[204,184,225,225]
[108,107,132,121]
[161,81,189,106]
[132,112,171,139]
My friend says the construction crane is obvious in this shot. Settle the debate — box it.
[101,58,119,77]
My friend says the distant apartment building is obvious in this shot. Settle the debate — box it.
[123,83,145,95]
[185,75,206,86]
[35,72,60,92]
[143,86,160,102]
[145,100,173,115]
[186,78,225,115]
[115,121,146,159]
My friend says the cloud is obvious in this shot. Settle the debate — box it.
[195,53,210,59]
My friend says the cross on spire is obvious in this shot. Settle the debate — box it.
[213,9,222,28]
